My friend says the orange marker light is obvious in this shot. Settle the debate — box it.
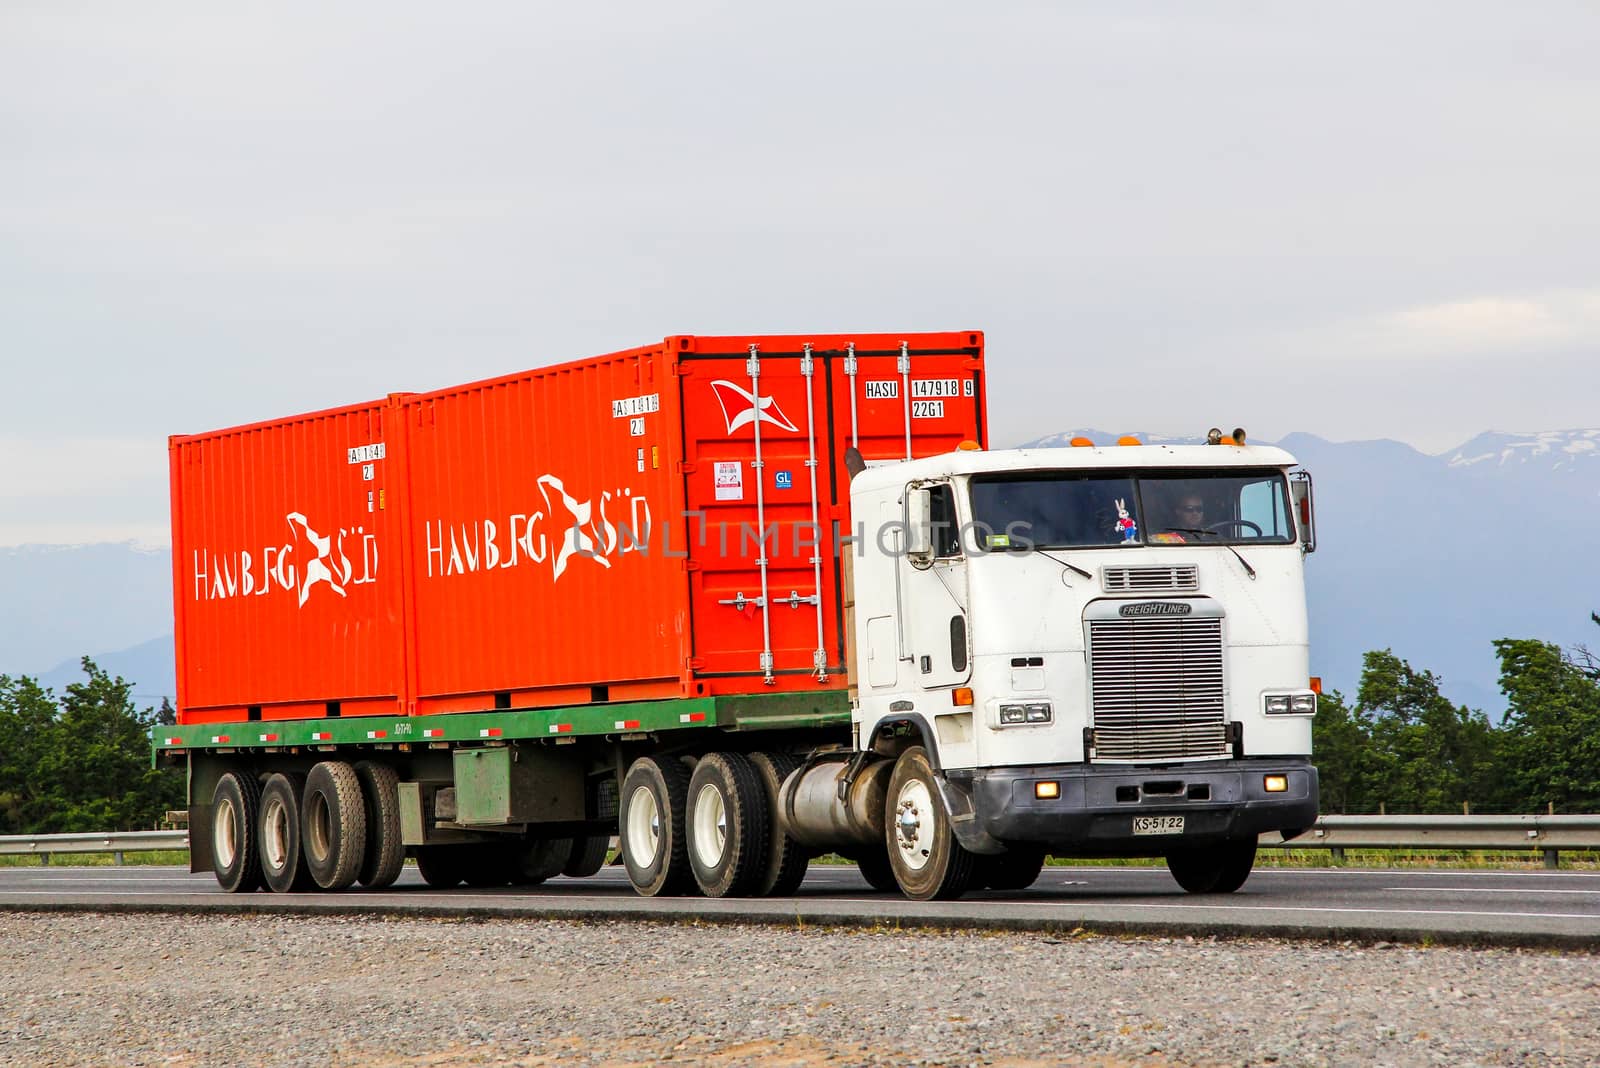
[1035,781,1060,800]
[952,687,974,707]
[1117,435,1142,446]
[1069,436,1094,448]
[1309,676,1322,694]
[956,440,982,451]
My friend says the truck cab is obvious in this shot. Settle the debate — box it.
[843,440,1319,897]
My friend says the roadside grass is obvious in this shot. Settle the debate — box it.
[0,850,189,867]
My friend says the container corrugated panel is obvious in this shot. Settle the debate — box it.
[170,401,404,724]
[398,342,692,713]
[675,332,985,689]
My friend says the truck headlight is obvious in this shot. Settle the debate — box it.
[1263,691,1317,716]
[997,702,1052,727]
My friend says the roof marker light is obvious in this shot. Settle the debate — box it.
[1069,436,1094,448]
[1117,435,1142,446]
[956,439,981,451]
[1207,427,1223,445]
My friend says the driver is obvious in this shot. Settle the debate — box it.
[1149,492,1207,544]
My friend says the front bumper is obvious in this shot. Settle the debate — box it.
[947,758,1318,856]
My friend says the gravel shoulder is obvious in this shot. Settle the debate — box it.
[0,912,1595,1067]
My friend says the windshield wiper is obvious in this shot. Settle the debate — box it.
[1159,528,1257,581]
[1033,548,1093,580]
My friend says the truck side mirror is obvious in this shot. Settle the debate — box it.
[906,488,934,569]
[1289,470,1316,553]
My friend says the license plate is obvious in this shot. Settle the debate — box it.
[1132,815,1185,836]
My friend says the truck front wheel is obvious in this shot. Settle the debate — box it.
[1166,839,1257,894]
[620,756,693,897]
[884,747,975,901]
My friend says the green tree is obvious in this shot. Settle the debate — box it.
[1494,638,1600,813]
[1352,650,1498,814]
[1311,688,1375,813]
[0,660,182,834]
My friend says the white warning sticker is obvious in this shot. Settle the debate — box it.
[714,461,744,501]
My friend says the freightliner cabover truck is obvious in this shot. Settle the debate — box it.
[157,331,1320,901]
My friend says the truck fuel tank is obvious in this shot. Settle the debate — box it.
[777,756,893,850]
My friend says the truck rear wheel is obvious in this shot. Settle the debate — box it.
[1167,839,1257,894]
[514,838,573,885]
[978,847,1046,892]
[749,752,808,897]
[563,835,610,878]
[414,845,464,888]
[302,761,368,891]
[620,755,693,897]
[353,761,405,889]
[257,773,314,893]
[884,747,975,901]
[211,771,263,894]
[686,752,768,899]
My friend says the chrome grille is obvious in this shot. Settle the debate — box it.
[1102,565,1199,593]
[1088,616,1227,761]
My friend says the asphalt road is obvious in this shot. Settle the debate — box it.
[4,863,1598,948]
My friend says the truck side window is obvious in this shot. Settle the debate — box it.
[929,484,961,558]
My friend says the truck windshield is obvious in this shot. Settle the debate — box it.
[967,470,1295,550]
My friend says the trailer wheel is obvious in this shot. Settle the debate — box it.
[353,761,405,889]
[211,771,263,893]
[884,746,975,900]
[302,762,369,891]
[686,752,769,898]
[257,773,315,893]
[513,838,573,885]
[620,755,693,897]
[853,847,899,893]
[979,847,1047,892]
[414,845,464,889]
[562,835,611,879]
[1167,839,1257,894]
[749,752,808,897]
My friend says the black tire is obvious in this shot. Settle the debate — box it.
[1167,839,1257,894]
[853,847,899,893]
[979,847,1046,892]
[513,838,574,885]
[302,761,368,891]
[414,845,465,889]
[563,835,611,879]
[686,752,769,898]
[749,752,808,897]
[884,746,975,901]
[353,761,405,889]
[210,770,263,894]
[257,772,314,893]
[620,755,693,897]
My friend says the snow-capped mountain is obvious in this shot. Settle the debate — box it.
[1444,429,1600,477]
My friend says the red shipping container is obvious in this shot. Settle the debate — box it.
[170,401,405,724]
[171,332,984,725]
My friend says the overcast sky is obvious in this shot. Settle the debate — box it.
[3,3,1597,546]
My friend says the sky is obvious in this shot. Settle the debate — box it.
[3,2,1598,547]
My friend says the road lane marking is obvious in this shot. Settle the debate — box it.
[1383,887,1600,895]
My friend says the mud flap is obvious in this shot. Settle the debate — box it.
[187,804,214,874]
[933,775,1005,855]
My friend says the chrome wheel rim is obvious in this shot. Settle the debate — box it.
[691,783,728,869]
[625,785,662,867]
[893,779,935,872]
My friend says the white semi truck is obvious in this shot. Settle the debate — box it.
[778,435,1320,899]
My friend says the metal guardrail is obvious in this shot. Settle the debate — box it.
[1261,815,1600,869]
[3,817,1598,869]
[0,830,189,865]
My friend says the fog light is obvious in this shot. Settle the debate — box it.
[1035,781,1060,800]
[1264,775,1289,793]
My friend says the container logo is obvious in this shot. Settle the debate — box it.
[190,512,379,607]
[422,471,652,583]
[709,380,799,435]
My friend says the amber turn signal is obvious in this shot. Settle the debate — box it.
[1264,775,1289,793]
[952,687,974,707]
[1035,781,1060,800]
